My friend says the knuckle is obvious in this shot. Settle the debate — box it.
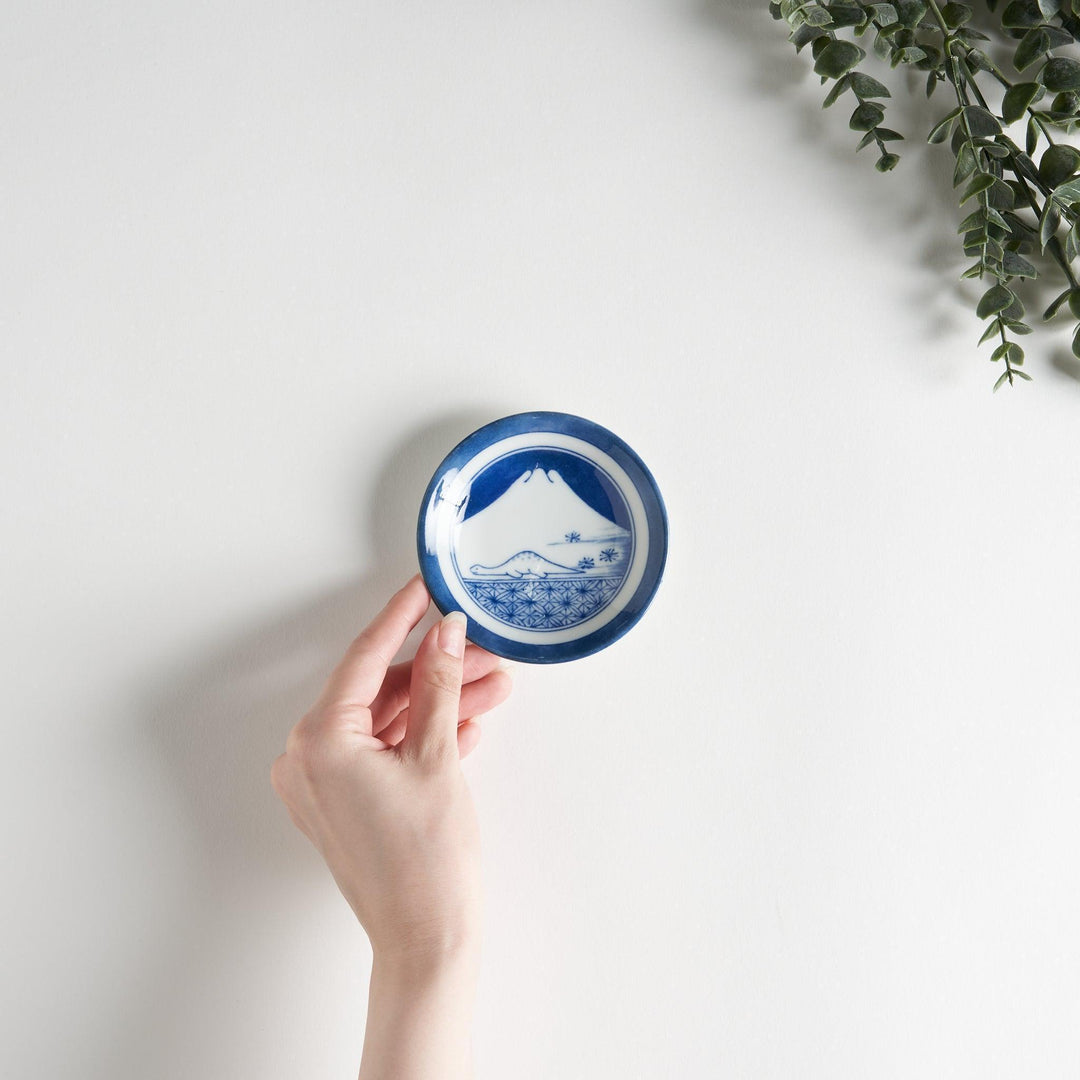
[410,736,457,772]
[270,753,291,796]
[284,731,326,780]
[284,713,314,755]
[285,711,335,762]
[422,664,461,698]
[294,739,327,779]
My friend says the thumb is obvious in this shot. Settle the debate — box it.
[401,610,468,763]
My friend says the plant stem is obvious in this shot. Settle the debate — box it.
[998,319,1016,385]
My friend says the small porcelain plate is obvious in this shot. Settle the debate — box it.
[417,412,668,663]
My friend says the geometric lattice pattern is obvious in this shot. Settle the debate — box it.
[462,576,622,629]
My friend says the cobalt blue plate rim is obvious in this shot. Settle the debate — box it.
[416,411,668,664]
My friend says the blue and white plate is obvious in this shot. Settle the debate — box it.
[417,412,667,663]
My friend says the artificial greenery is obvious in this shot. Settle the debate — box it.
[771,0,1080,389]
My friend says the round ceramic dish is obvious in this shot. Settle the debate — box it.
[417,412,667,663]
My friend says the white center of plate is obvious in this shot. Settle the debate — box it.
[422,431,650,644]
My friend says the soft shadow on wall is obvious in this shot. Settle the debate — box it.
[91,406,500,1078]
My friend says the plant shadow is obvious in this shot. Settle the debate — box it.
[692,0,1047,365]
[1051,344,1080,382]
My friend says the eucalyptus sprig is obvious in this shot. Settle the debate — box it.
[771,0,1080,389]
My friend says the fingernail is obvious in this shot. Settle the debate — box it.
[438,611,467,658]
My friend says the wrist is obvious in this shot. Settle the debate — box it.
[372,928,480,986]
[361,935,478,1080]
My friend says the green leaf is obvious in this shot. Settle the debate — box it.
[1015,28,1051,73]
[977,283,1016,317]
[1002,249,1039,277]
[893,45,928,65]
[826,1,866,27]
[957,208,986,232]
[1052,176,1080,203]
[1003,295,1026,321]
[1027,113,1040,154]
[1002,82,1042,124]
[1044,26,1076,49]
[1039,57,1080,92]
[822,74,851,107]
[987,179,1016,210]
[1043,288,1071,318]
[791,23,829,50]
[1002,0,1043,26]
[868,2,898,20]
[1039,143,1080,185]
[928,107,960,143]
[917,43,943,69]
[1069,289,1080,319]
[1002,209,1034,239]
[876,151,901,171]
[979,319,1003,345]
[849,72,891,98]
[875,127,904,141]
[851,102,886,129]
[893,0,928,26]
[1009,149,1041,187]
[954,144,978,186]
[803,4,836,26]
[942,1,972,25]
[1068,226,1080,262]
[963,106,1002,137]
[1039,200,1061,249]
[1072,322,1080,358]
[961,262,986,278]
[993,369,1012,391]
[1051,91,1080,115]
[814,39,866,78]
[961,173,996,203]
[855,129,878,150]
[1013,369,1033,380]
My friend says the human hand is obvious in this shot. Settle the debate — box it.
[270,575,513,964]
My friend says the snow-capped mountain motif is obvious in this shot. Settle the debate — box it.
[454,465,633,630]
[455,466,630,578]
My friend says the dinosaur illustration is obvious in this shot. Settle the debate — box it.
[468,550,584,579]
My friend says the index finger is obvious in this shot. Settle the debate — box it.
[318,575,432,709]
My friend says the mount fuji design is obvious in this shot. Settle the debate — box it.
[454,466,631,579]
[453,464,631,630]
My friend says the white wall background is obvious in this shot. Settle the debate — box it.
[4,2,1079,1077]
